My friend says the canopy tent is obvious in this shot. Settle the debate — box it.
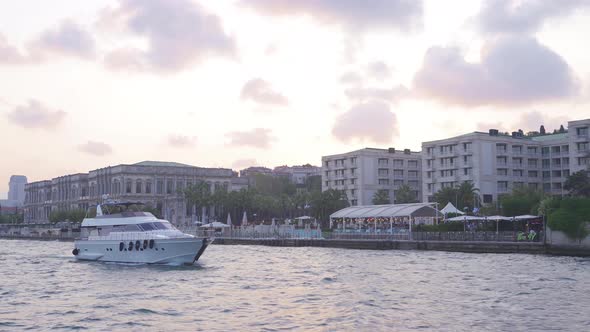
[330,203,439,219]
[226,213,232,226]
[201,221,230,228]
[440,202,465,215]
[329,203,439,231]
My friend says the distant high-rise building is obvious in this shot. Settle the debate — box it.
[8,175,27,206]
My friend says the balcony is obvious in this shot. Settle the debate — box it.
[496,161,508,167]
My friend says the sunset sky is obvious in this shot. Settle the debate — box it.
[1,0,590,197]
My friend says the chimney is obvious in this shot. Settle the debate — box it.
[388,148,395,153]
[404,149,411,154]
[489,129,499,136]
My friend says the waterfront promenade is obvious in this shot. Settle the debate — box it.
[2,230,587,256]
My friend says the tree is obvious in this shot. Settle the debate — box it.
[433,186,458,208]
[310,189,349,227]
[500,187,545,216]
[548,198,590,239]
[564,171,590,197]
[540,125,546,135]
[372,189,390,205]
[456,181,480,211]
[559,125,566,133]
[394,185,417,203]
[182,181,212,220]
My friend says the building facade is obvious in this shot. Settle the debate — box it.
[8,175,27,206]
[422,119,590,203]
[322,148,422,206]
[24,161,245,224]
[273,164,321,185]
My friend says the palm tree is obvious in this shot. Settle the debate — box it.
[394,185,417,204]
[182,181,211,222]
[456,181,480,211]
[433,186,458,208]
[372,189,390,205]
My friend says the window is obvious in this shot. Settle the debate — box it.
[378,179,390,185]
[393,170,404,177]
[576,127,588,137]
[378,168,389,176]
[177,181,184,192]
[156,179,164,194]
[577,142,589,152]
[325,181,329,186]
[378,158,388,166]
[483,194,493,203]
[408,170,419,178]
[393,159,404,168]
[394,180,404,187]
[145,181,152,194]
[528,171,538,178]
[463,168,472,176]
[126,180,132,194]
[166,180,173,194]
[527,146,538,155]
[497,169,508,176]
[542,171,550,179]
[350,179,356,185]
[463,142,472,152]
[136,180,142,194]
[512,145,522,154]
[408,160,418,168]
[513,170,523,177]
[497,181,508,192]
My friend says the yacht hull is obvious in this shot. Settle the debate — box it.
[74,237,210,265]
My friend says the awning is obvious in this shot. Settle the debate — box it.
[440,202,465,215]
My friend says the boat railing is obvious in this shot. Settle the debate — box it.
[86,230,195,241]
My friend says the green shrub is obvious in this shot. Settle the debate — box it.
[548,198,590,239]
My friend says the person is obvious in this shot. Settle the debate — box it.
[517,231,526,241]
[528,229,537,241]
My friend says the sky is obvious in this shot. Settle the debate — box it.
[1,0,590,196]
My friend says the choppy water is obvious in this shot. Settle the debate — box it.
[0,240,589,331]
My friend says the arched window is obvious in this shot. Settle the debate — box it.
[126,180,132,194]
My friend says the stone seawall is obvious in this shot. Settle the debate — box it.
[213,238,548,255]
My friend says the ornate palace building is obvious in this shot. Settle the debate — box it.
[24,161,248,224]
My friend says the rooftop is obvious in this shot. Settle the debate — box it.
[133,161,194,168]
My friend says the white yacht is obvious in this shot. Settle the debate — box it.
[73,202,210,265]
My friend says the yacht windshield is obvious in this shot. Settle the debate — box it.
[137,222,173,231]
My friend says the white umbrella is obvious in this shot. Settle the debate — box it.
[201,221,230,228]
[514,215,539,220]
[226,213,232,226]
[486,215,511,221]
[446,215,483,222]
[241,211,248,226]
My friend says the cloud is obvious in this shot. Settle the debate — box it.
[5,99,66,129]
[339,71,363,85]
[232,158,258,169]
[167,135,196,148]
[241,78,288,106]
[77,141,113,156]
[241,0,422,31]
[0,34,29,64]
[226,128,275,148]
[345,85,409,103]
[102,0,235,72]
[366,61,393,81]
[30,20,96,59]
[413,36,578,106]
[332,101,398,144]
[477,0,590,35]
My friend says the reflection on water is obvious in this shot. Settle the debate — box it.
[0,240,589,331]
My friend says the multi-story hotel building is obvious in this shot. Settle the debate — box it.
[24,161,247,224]
[322,148,422,206]
[422,119,590,203]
